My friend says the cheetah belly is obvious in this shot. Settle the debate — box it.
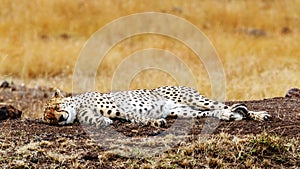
[110,90,176,121]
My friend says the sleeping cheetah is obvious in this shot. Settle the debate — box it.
[43,86,270,127]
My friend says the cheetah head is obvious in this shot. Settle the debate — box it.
[43,89,76,125]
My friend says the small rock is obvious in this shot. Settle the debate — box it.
[131,129,139,133]
[247,28,267,37]
[82,152,99,161]
[285,88,300,98]
[172,6,182,13]
[0,105,22,120]
[281,27,292,34]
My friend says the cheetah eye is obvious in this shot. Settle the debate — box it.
[52,104,61,111]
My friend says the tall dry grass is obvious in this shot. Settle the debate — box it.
[0,0,299,100]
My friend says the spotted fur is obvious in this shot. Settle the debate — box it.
[43,86,271,127]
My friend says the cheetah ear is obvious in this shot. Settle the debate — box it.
[54,89,64,98]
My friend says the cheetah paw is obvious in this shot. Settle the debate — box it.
[95,117,113,128]
[219,110,243,121]
[151,119,167,128]
[249,111,271,121]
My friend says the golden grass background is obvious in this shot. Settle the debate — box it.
[0,0,299,100]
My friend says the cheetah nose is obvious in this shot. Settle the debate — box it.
[58,115,65,122]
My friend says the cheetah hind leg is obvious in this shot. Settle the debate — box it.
[230,103,271,121]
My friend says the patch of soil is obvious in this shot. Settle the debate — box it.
[0,85,299,168]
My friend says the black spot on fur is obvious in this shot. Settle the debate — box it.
[100,110,104,115]
[160,105,164,112]
[81,110,88,117]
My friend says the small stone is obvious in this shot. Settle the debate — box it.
[0,105,22,120]
[285,88,300,98]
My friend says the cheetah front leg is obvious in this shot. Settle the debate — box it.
[149,118,167,127]
[127,114,167,128]
[77,108,113,128]
[230,104,271,121]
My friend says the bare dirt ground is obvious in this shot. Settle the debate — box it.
[0,84,299,168]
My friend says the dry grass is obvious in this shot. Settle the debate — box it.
[0,0,299,100]
[1,130,298,168]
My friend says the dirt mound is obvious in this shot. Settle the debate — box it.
[0,85,299,168]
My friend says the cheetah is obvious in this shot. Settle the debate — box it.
[43,86,271,127]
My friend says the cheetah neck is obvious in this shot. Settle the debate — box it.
[59,96,81,123]
[61,92,105,119]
